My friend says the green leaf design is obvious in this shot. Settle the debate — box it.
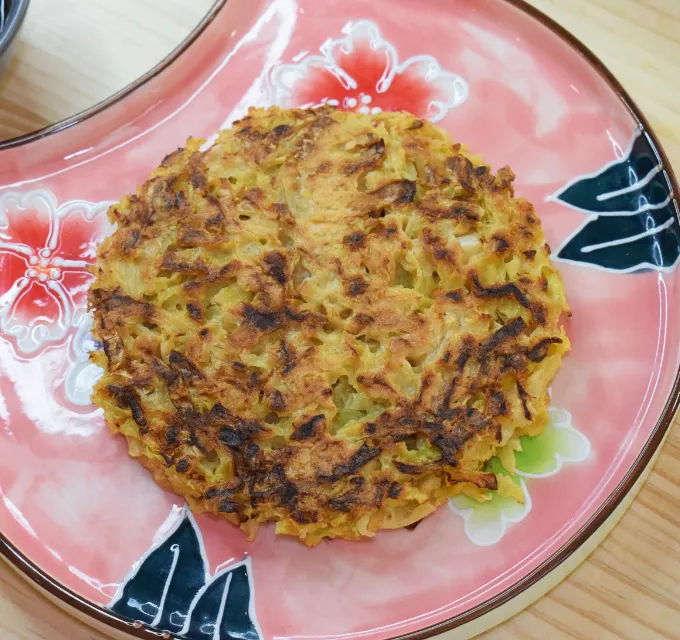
[449,406,591,546]
[449,459,530,547]
[514,407,591,478]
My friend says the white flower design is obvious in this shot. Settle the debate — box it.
[270,20,469,122]
[449,475,533,547]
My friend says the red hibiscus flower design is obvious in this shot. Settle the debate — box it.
[270,20,468,122]
[0,190,112,355]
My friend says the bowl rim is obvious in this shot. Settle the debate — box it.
[0,1,679,639]
[0,0,30,57]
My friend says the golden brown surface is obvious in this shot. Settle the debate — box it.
[89,106,568,545]
[3,1,680,638]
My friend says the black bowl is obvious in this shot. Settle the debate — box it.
[0,0,30,76]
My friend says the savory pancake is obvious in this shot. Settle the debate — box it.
[89,106,569,546]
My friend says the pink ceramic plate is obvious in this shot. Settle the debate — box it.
[1,1,679,639]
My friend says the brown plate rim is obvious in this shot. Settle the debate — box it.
[0,0,678,638]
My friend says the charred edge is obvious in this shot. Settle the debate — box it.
[246,443,260,462]
[481,317,527,357]
[532,303,547,325]
[489,390,509,416]
[394,461,422,474]
[93,290,155,317]
[327,493,360,512]
[187,302,203,321]
[102,336,122,366]
[176,459,190,473]
[237,126,266,141]
[152,358,180,386]
[353,313,374,327]
[516,380,532,420]
[433,406,489,463]
[169,350,205,381]
[242,305,320,332]
[416,372,434,406]
[279,483,299,509]
[243,305,282,332]
[445,289,464,302]
[107,385,147,427]
[291,510,318,525]
[523,250,537,260]
[388,482,402,499]
[204,480,243,501]
[269,390,286,412]
[251,466,287,502]
[319,443,382,483]
[160,147,185,167]
[357,375,394,393]
[373,478,390,508]
[432,434,460,466]
[190,166,207,190]
[464,473,499,491]
[279,340,296,375]
[493,166,516,192]
[344,138,386,176]
[122,229,141,252]
[492,234,510,252]
[343,231,366,250]
[219,427,241,448]
[273,124,292,138]
[346,276,368,297]
[159,253,210,274]
[456,337,474,370]
[470,273,530,310]
[291,414,325,441]
[178,226,215,246]
[438,378,457,418]
[370,179,416,205]
[421,200,480,223]
[446,155,475,191]
[218,499,239,514]
[205,212,224,229]
[408,120,424,130]
[264,251,288,285]
[527,337,563,363]
[187,427,205,452]
[165,424,180,446]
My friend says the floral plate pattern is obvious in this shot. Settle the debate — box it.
[1,1,679,639]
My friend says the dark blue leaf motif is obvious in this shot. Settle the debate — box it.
[554,131,670,215]
[110,514,207,630]
[553,129,680,273]
[182,564,260,640]
[558,201,680,272]
[109,510,261,640]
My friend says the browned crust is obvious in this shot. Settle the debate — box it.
[89,105,569,546]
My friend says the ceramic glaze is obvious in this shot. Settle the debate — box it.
[1,1,679,639]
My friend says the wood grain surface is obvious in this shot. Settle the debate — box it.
[1,0,679,638]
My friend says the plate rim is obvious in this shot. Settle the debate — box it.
[0,0,678,639]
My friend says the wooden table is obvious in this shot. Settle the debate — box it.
[1,0,679,638]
